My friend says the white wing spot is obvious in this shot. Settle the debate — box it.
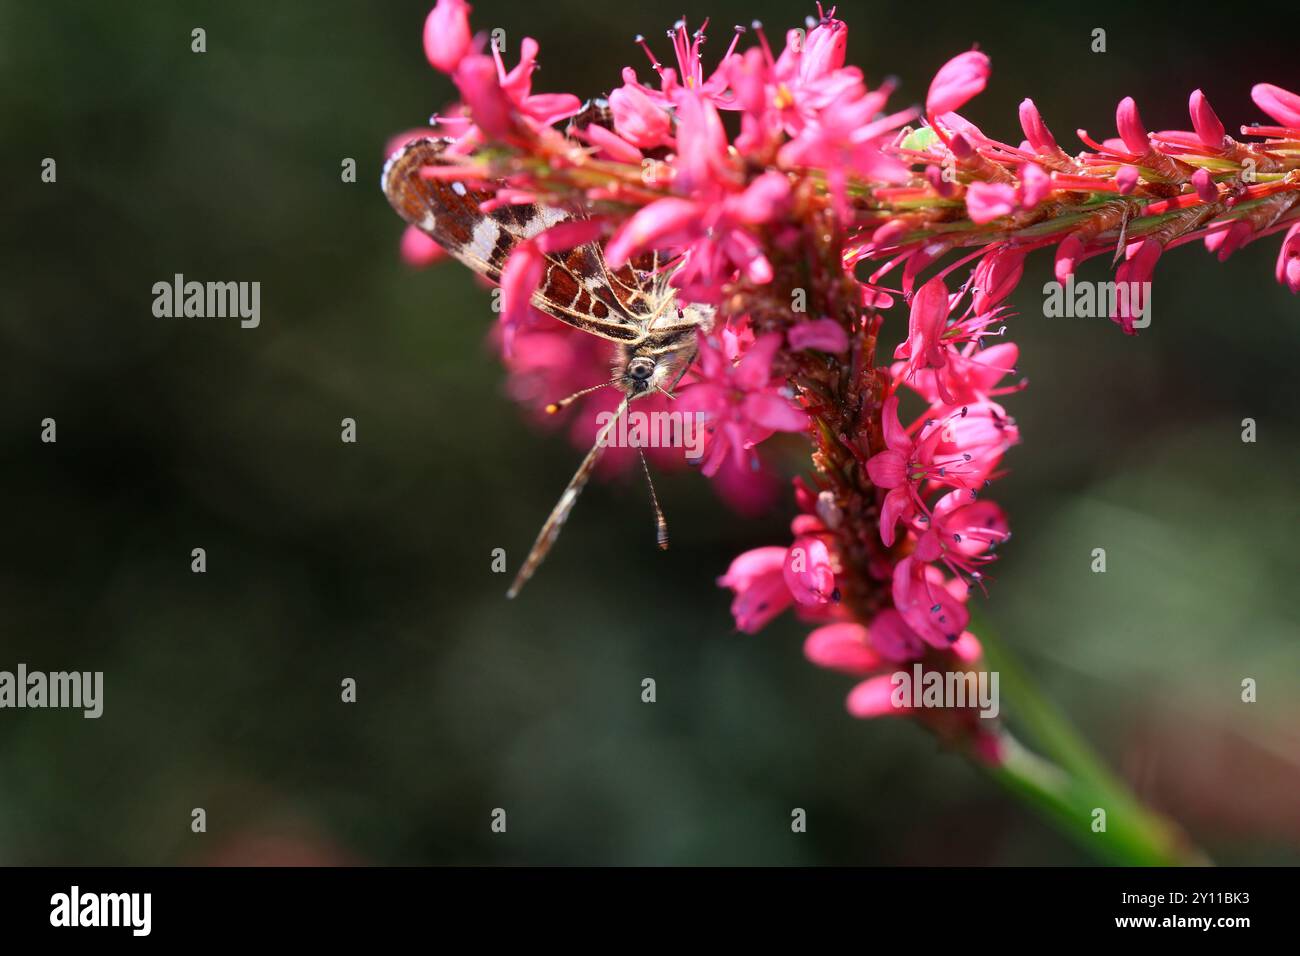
[519,206,569,239]
[451,181,468,196]
[470,217,501,263]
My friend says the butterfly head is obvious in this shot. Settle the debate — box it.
[616,333,698,398]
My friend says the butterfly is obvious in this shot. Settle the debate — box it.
[382,130,713,598]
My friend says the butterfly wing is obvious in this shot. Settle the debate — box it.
[382,137,646,343]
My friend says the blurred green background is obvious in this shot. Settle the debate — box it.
[1,0,1297,865]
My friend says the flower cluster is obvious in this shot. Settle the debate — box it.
[394,1,1300,745]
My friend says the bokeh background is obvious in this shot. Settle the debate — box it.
[2,0,1297,865]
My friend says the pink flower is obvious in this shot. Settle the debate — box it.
[926,50,990,117]
[777,83,913,219]
[1054,233,1084,283]
[608,82,672,149]
[892,555,970,648]
[606,161,791,300]
[866,608,928,662]
[1251,83,1300,130]
[1191,168,1218,203]
[787,318,849,353]
[1018,98,1058,154]
[629,17,740,110]
[894,277,953,387]
[1204,220,1253,262]
[672,92,734,195]
[454,37,582,140]
[972,246,1028,314]
[1115,96,1150,155]
[399,225,446,267]
[1188,89,1225,148]
[966,182,1017,223]
[927,400,1019,489]
[453,55,518,140]
[1019,162,1051,208]
[710,450,783,516]
[680,332,808,477]
[784,535,835,606]
[846,675,907,718]
[496,37,583,126]
[895,341,1021,409]
[967,165,1049,223]
[928,491,1010,582]
[1113,238,1162,334]
[603,199,701,267]
[423,0,473,73]
[866,393,993,547]
[499,240,546,336]
[717,546,794,633]
[1277,223,1300,294]
[1116,165,1140,195]
[804,622,881,674]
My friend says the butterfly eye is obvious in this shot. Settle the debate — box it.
[628,358,655,381]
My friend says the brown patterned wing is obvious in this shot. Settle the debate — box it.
[381,137,645,343]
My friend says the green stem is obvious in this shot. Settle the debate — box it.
[973,621,1207,866]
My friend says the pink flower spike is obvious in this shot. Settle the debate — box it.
[423,0,473,73]
[1116,96,1149,155]
[804,622,881,674]
[399,224,446,267]
[1277,223,1300,293]
[787,318,849,354]
[1116,164,1140,195]
[1189,89,1226,148]
[1018,98,1057,153]
[1191,168,1218,203]
[966,182,1017,223]
[717,546,794,633]
[1251,83,1300,130]
[847,675,907,718]
[926,50,991,117]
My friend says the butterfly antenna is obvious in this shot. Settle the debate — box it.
[545,382,614,415]
[638,449,670,551]
[507,396,632,599]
